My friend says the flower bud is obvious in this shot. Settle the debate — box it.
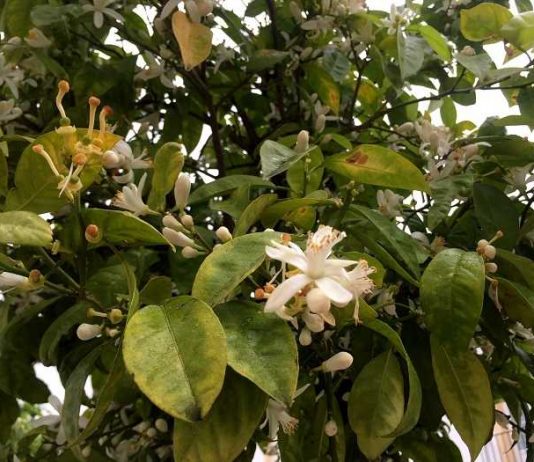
[485,262,498,273]
[76,323,102,341]
[85,224,102,244]
[315,114,326,133]
[81,446,92,458]
[411,231,429,246]
[215,226,232,243]
[484,244,496,260]
[320,352,353,373]
[324,419,338,437]
[460,45,476,56]
[108,308,124,324]
[295,130,309,153]
[162,214,183,230]
[182,246,200,259]
[155,418,168,433]
[174,173,191,210]
[105,327,120,338]
[103,150,121,169]
[146,427,157,438]
[307,288,330,314]
[397,121,414,135]
[299,328,312,346]
[180,214,194,229]
[163,228,195,248]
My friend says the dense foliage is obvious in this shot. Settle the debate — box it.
[1,0,534,460]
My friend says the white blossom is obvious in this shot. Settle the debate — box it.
[82,0,125,29]
[112,173,155,216]
[376,189,403,219]
[134,52,174,89]
[0,54,24,98]
[0,100,22,123]
[320,352,353,372]
[174,173,191,210]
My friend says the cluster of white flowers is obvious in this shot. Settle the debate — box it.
[261,226,374,345]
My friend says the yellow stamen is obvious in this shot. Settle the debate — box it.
[98,106,112,141]
[87,96,101,138]
[56,80,70,119]
[33,144,61,177]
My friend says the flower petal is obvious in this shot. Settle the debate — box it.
[265,243,308,273]
[265,274,311,312]
[315,277,353,306]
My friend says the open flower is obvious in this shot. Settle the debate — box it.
[265,226,356,312]
[0,53,24,98]
[0,99,22,123]
[377,189,403,218]
[112,173,156,216]
[82,0,125,29]
[134,52,174,89]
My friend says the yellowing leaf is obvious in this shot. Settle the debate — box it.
[172,11,213,71]
[460,3,512,42]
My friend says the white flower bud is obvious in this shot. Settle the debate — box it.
[162,214,182,230]
[182,246,200,259]
[315,114,326,133]
[185,0,201,23]
[461,45,476,56]
[295,130,309,153]
[215,226,232,242]
[485,262,498,273]
[146,427,157,438]
[299,328,312,346]
[324,419,338,437]
[174,173,191,210]
[180,214,194,229]
[163,228,196,248]
[103,150,121,169]
[320,352,353,373]
[484,245,496,260]
[307,288,331,314]
[81,446,92,458]
[155,418,168,433]
[0,272,28,290]
[76,323,102,341]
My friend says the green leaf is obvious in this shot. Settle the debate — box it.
[305,63,341,114]
[460,3,513,42]
[410,24,451,61]
[0,152,7,198]
[147,142,184,211]
[397,32,425,80]
[39,303,90,366]
[173,370,267,462]
[324,145,429,192]
[86,264,132,307]
[421,249,485,351]
[363,319,423,436]
[139,276,173,305]
[396,435,463,462]
[495,249,534,290]
[0,391,19,443]
[82,209,170,247]
[0,211,53,246]
[234,194,278,237]
[172,11,213,70]
[430,338,493,460]
[216,301,298,405]
[440,97,457,128]
[346,206,422,284]
[63,346,104,448]
[192,232,279,306]
[473,183,519,249]
[518,86,534,124]
[188,175,274,205]
[260,140,308,180]
[428,175,474,229]
[496,278,534,328]
[348,351,404,456]
[247,49,290,72]
[123,296,227,421]
[455,52,493,80]
[4,0,37,36]
[501,11,534,50]
[287,147,324,196]
[261,191,335,228]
